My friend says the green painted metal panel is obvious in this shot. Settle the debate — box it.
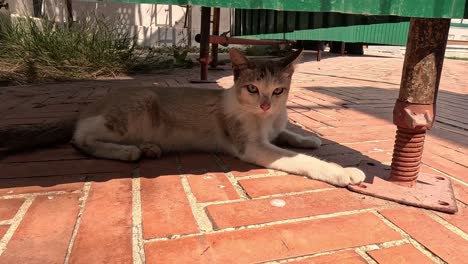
[286,12,296,32]
[240,22,410,46]
[245,9,251,35]
[251,9,259,35]
[266,10,275,33]
[232,10,410,36]
[258,10,267,34]
[90,0,468,19]
[275,11,284,33]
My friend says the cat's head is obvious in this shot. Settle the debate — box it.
[229,48,302,117]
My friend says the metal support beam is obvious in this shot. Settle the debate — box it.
[209,7,221,69]
[349,18,458,214]
[191,6,216,83]
[195,34,292,46]
[316,41,322,61]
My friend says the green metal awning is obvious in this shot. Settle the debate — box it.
[92,0,468,19]
[231,10,410,36]
[239,22,410,46]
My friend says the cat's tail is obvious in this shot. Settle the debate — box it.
[0,117,78,156]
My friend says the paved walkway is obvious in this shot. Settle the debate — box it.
[0,52,467,264]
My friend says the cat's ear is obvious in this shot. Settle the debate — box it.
[229,48,250,80]
[229,48,249,68]
[281,48,303,75]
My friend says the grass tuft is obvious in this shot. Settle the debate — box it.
[0,14,191,85]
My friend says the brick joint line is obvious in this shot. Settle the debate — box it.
[426,211,468,240]
[355,248,378,264]
[131,168,146,264]
[213,154,251,200]
[0,190,82,200]
[176,155,214,232]
[64,180,91,264]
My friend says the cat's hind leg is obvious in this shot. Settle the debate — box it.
[274,129,321,149]
[71,116,142,161]
[139,142,162,159]
[73,139,142,161]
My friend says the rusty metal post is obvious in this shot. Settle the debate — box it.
[340,42,345,56]
[199,6,211,81]
[389,18,451,187]
[209,7,220,68]
[348,17,457,213]
[316,41,322,61]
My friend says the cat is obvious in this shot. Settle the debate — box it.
[0,48,365,186]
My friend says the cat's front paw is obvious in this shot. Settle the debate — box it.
[328,167,366,187]
[344,167,366,185]
[300,136,322,149]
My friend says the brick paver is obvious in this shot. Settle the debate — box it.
[0,195,79,263]
[68,175,133,264]
[380,208,468,263]
[368,244,434,264]
[206,189,384,229]
[288,250,367,263]
[0,199,23,221]
[238,175,331,198]
[0,225,8,238]
[187,173,240,202]
[145,213,401,263]
[0,51,467,263]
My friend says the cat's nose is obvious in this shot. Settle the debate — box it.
[260,103,271,111]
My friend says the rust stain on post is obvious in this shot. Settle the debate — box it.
[399,18,450,104]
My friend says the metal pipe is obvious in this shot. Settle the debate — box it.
[340,42,345,56]
[195,34,292,46]
[210,7,221,68]
[198,7,211,81]
[316,41,322,61]
[389,18,451,187]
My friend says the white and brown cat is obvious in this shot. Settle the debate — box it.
[0,49,365,186]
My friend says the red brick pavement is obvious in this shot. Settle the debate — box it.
[0,52,467,263]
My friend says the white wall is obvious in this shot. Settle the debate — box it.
[6,1,232,47]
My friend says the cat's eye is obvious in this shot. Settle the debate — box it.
[246,85,258,94]
[273,88,285,95]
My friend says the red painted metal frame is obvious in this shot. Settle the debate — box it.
[190,6,217,83]
[209,7,221,69]
[195,34,293,46]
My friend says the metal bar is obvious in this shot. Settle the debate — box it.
[210,7,221,68]
[390,18,451,187]
[195,34,292,46]
[447,40,468,45]
[316,41,322,61]
[187,5,192,47]
[199,6,211,81]
[340,42,345,56]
